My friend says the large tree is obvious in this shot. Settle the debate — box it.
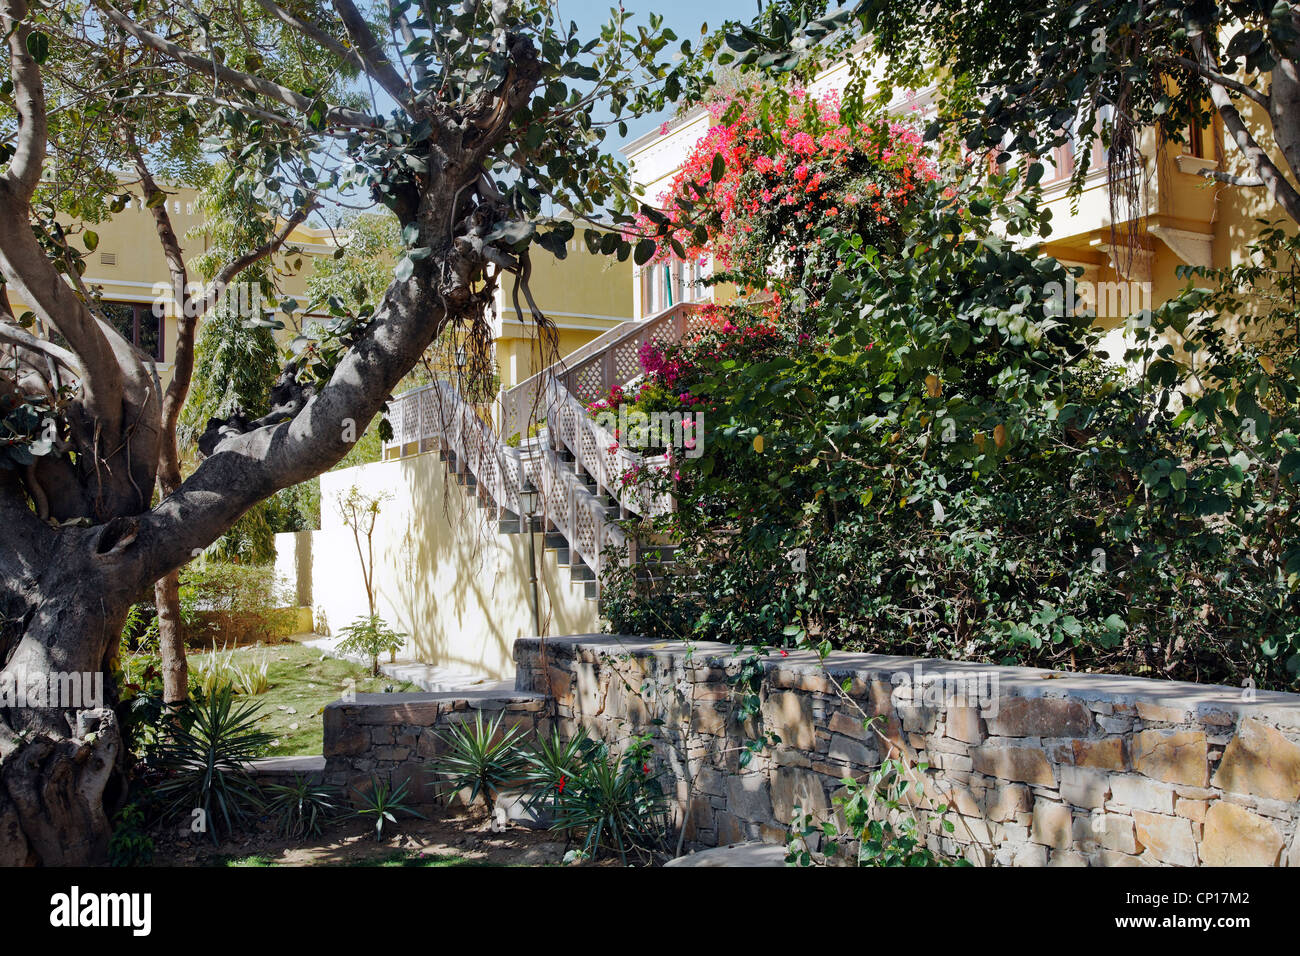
[0,0,679,864]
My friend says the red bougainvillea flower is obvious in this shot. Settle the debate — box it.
[648,84,939,301]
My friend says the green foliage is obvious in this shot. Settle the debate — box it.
[521,726,594,814]
[303,211,401,315]
[787,718,966,867]
[152,688,273,845]
[605,157,1300,689]
[336,615,406,678]
[178,561,294,647]
[107,803,155,868]
[264,775,343,840]
[432,710,529,813]
[351,774,424,841]
[546,733,668,866]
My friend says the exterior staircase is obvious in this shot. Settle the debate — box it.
[381,302,709,601]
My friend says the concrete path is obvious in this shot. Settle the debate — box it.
[664,842,788,867]
[296,633,506,694]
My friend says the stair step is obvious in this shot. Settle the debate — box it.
[570,562,595,582]
[584,581,598,601]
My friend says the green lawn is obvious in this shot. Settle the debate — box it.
[195,640,419,756]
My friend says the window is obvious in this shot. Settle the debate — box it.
[641,257,709,316]
[101,301,164,361]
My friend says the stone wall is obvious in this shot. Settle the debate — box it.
[323,688,547,803]
[325,633,1300,865]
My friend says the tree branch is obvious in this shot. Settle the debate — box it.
[332,0,414,113]
[1171,53,1270,109]
[1193,34,1300,224]
[97,2,380,130]
[0,0,46,201]
[0,322,82,375]
[255,0,364,75]
[1195,167,1264,187]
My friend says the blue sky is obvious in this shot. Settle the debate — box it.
[560,0,760,150]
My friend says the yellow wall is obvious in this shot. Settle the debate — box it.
[492,233,635,388]
[275,452,599,680]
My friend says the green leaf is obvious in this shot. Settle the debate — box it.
[25,31,49,64]
[634,237,657,266]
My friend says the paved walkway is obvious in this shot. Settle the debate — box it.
[295,633,509,694]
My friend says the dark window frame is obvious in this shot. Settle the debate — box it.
[102,300,164,361]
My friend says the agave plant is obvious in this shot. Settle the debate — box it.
[431,710,528,814]
[264,775,343,840]
[152,688,273,844]
[351,774,424,841]
[522,726,594,815]
[549,735,668,866]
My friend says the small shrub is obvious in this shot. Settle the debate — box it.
[152,688,273,844]
[192,642,238,698]
[351,774,424,841]
[547,733,668,865]
[522,726,594,815]
[336,614,406,677]
[264,775,342,839]
[786,718,969,867]
[231,651,271,696]
[107,803,155,867]
[432,710,528,814]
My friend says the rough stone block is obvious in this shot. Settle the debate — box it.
[1011,843,1049,867]
[1212,718,1300,803]
[828,733,875,767]
[1031,799,1074,849]
[1135,700,1192,724]
[945,705,984,744]
[769,766,829,825]
[1077,812,1138,854]
[985,783,1033,821]
[1059,766,1110,810]
[761,690,817,751]
[1175,797,1208,823]
[972,744,1056,786]
[1108,774,1176,814]
[1200,801,1284,866]
[1133,810,1197,867]
[1069,737,1128,771]
[986,696,1092,738]
[1132,729,1209,787]
[324,719,369,758]
[1049,849,1089,867]
[725,773,774,824]
[828,710,869,740]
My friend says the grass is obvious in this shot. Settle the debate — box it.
[188,640,419,756]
